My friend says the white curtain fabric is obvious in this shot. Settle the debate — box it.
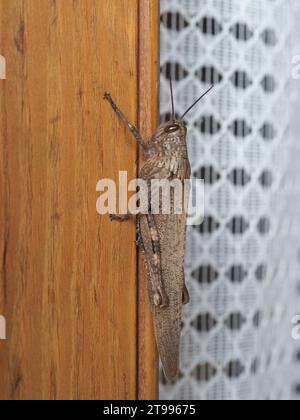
[160,0,300,400]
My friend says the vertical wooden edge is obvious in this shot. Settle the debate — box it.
[137,0,160,401]
[0,0,7,400]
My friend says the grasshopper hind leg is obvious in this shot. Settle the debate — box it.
[140,214,169,308]
[146,214,169,308]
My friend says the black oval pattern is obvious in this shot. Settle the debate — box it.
[195,115,221,135]
[162,62,188,81]
[230,71,252,89]
[226,265,248,283]
[228,169,251,186]
[230,23,253,41]
[192,313,218,332]
[227,217,249,235]
[253,311,262,328]
[192,265,219,286]
[196,66,223,84]
[195,216,220,234]
[261,29,277,46]
[257,217,271,235]
[255,264,267,282]
[229,119,252,138]
[259,170,273,188]
[225,313,246,331]
[260,122,276,141]
[261,75,276,93]
[194,166,221,184]
[197,17,223,36]
[192,363,217,382]
[160,112,181,124]
[224,360,245,378]
[161,12,189,31]
[251,358,260,374]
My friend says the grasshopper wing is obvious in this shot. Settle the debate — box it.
[140,212,187,381]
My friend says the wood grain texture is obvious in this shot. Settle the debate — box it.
[0,0,140,400]
[137,0,160,400]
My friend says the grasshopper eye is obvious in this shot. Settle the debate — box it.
[165,124,180,133]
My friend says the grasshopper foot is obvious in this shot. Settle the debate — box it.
[103,92,112,101]
[109,214,130,222]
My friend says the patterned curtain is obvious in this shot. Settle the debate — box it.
[160,0,300,400]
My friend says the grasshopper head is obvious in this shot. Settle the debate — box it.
[151,119,187,143]
[151,82,213,143]
[163,119,187,135]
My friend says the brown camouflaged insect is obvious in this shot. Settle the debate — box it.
[104,82,213,381]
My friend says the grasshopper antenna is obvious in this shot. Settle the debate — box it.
[181,85,214,120]
[170,77,175,121]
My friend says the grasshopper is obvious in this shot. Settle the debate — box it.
[104,82,213,381]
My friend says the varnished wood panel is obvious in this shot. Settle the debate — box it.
[0,0,141,400]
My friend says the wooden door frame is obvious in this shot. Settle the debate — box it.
[137,0,160,400]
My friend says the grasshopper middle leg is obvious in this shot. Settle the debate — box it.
[109,214,131,222]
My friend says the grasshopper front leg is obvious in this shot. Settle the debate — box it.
[103,93,146,149]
